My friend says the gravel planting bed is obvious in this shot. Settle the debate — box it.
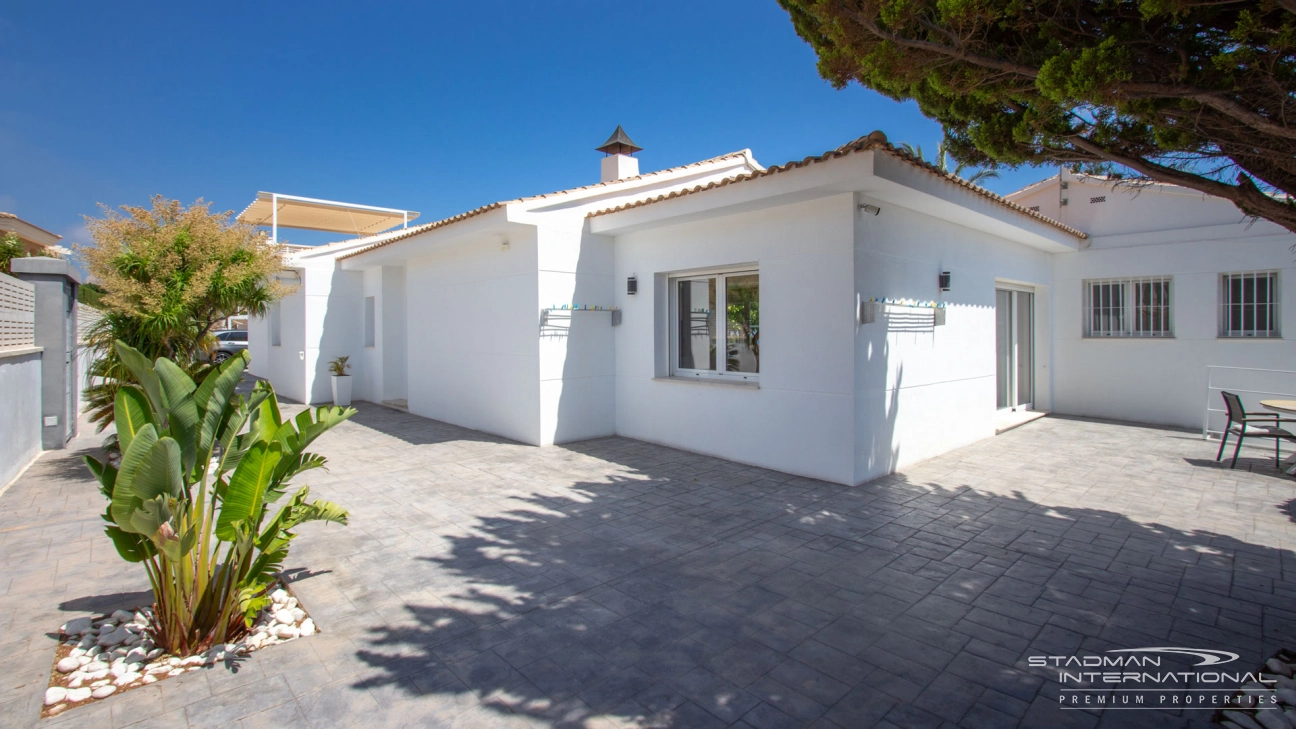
[42,585,315,717]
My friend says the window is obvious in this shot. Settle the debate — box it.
[364,296,376,347]
[269,302,281,346]
[220,331,247,342]
[670,269,759,381]
[1083,277,1172,338]
[1220,271,1279,338]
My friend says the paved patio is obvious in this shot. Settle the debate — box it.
[1,403,1294,729]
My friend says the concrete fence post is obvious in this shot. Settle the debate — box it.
[11,258,82,450]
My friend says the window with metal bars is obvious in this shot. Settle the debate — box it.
[1083,277,1173,338]
[1220,271,1279,338]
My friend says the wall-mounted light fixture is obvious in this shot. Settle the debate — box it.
[858,204,881,216]
[939,271,951,292]
[627,275,638,295]
[500,239,510,252]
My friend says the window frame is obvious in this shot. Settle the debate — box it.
[668,266,759,383]
[1219,271,1280,339]
[1082,276,1174,339]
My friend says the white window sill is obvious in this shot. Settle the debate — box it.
[1217,336,1282,341]
[653,376,759,389]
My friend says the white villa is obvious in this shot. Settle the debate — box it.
[245,128,1296,486]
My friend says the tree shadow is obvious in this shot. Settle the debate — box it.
[343,435,1294,729]
[38,445,108,484]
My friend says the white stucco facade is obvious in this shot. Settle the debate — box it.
[1009,172,1296,431]
[248,135,1296,485]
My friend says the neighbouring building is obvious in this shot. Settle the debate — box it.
[1,211,67,256]
[247,128,1296,486]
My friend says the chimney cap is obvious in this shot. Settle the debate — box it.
[596,125,642,156]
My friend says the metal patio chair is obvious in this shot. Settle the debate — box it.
[1216,391,1296,469]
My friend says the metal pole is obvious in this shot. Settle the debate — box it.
[271,193,278,245]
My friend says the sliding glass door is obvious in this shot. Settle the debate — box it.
[996,287,1034,410]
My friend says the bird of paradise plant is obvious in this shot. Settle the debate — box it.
[83,341,354,655]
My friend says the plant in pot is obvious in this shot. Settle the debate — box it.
[328,356,351,407]
[82,341,355,654]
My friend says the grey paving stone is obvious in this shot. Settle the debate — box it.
[183,674,296,726]
[2,404,1292,729]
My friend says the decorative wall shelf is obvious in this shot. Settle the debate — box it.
[859,297,946,327]
[541,306,622,327]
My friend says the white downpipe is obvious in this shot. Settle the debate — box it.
[271,193,278,245]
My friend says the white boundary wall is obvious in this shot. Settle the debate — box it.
[0,272,41,487]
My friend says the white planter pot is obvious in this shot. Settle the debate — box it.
[331,375,352,407]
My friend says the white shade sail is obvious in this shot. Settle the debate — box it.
[237,192,419,237]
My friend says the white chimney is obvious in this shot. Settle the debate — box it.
[596,125,642,183]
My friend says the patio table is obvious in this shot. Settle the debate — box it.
[1259,399,1296,475]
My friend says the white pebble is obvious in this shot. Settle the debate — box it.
[142,674,157,684]
[270,589,288,604]
[167,669,184,677]
[274,610,295,626]
[299,619,316,636]
[285,597,299,610]
[56,657,80,673]
[44,687,67,706]
[145,648,162,660]
[66,687,91,703]
[91,685,116,699]
[66,677,83,688]
[272,624,299,640]
[96,629,127,647]
[62,617,93,636]
[113,672,141,686]
[110,610,134,622]
[289,608,306,623]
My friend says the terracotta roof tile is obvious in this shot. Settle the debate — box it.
[588,132,1087,239]
[338,150,758,261]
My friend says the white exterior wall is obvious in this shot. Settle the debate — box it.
[302,263,363,405]
[0,349,42,488]
[538,226,617,445]
[358,268,383,403]
[1051,233,1296,429]
[1014,176,1296,430]
[853,198,1054,482]
[248,279,307,403]
[613,195,858,484]
[380,266,407,403]
[405,230,542,445]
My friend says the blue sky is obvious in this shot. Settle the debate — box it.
[1,1,1056,249]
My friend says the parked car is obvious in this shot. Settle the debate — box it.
[208,330,248,363]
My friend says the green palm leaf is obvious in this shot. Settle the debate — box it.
[113,386,154,455]
[215,441,282,541]
[114,341,167,417]
[110,424,159,528]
